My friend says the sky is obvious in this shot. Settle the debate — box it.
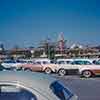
[0,0,99,48]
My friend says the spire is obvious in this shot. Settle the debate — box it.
[58,32,66,53]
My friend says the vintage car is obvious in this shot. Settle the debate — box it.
[56,59,100,78]
[20,61,57,74]
[1,60,26,70]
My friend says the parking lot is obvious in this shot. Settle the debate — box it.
[52,74,100,100]
[1,58,100,100]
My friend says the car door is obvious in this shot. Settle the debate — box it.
[2,61,15,68]
[31,62,43,72]
[90,65,100,75]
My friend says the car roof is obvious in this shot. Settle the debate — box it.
[34,58,51,62]
[74,59,94,63]
[57,59,74,61]
[0,71,58,99]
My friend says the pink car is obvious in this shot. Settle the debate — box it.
[20,62,43,72]
[20,62,57,74]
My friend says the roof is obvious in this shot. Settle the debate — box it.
[0,71,58,100]
[57,58,74,61]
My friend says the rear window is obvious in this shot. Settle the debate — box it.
[50,60,55,64]
[42,61,49,64]
[36,62,41,64]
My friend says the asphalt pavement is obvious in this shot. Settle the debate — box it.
[52,74,100,100]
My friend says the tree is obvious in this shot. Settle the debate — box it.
[48,45,55,59]
[39,38,55,59]
[0,43,5,51]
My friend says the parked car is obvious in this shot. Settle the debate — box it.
[56,59,93,76]
[0,64,20,71]
[71,60,100,78]
[0,71,78,100]
[1,60,25,69]
[35,60,57,74]
[20,62,43,72]
[56,59,79,76]
[56,59,100,77]
[56,64,79,76]
[20,61,57,74]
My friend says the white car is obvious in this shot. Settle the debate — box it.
[70,60,100,78]
[0,71,78,100]
[56,59,100,77]
[1,60,25,70]
[56,59,79,76]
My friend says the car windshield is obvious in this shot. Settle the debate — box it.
[50,81,73,100]
[93,60,100,65]
[0,84,37,100]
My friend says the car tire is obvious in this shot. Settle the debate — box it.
[58,69,66,76]
[82,70,92,78]
[24,68,32,72]
[44,68,52,74]
[16,67,23,71]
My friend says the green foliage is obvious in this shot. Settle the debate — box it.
[47,46,55,60]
